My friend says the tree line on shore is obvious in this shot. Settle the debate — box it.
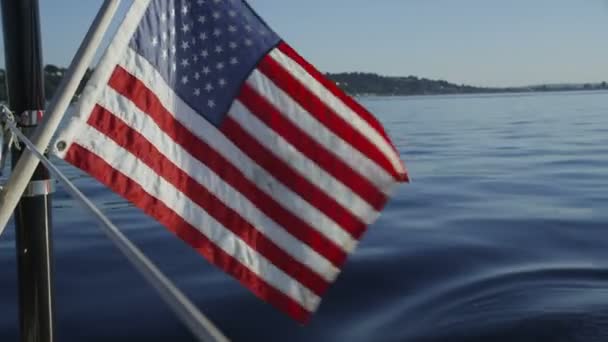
[0,66,606,102]
[0,65,92,103]
[326,72,608,96]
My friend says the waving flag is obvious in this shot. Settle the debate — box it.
[54,0,408,322]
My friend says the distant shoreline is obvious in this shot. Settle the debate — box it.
[353,88,608,98]
[0,66,605,102]
[326,72,608,97]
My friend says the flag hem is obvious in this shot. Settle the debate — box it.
[54,0,152,159]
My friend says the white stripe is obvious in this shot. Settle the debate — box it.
[73,125,321,312]
[229,100,379,225]
[97,86,340,282]
[268,48,405,175]
[116,47,358,252]
[246,69,397,196]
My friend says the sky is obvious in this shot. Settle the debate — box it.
[0,0,607,87]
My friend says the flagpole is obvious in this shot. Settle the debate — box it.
[1,0,55,340]
[0,0,121,340]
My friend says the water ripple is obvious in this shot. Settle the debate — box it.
[2,92,608,341]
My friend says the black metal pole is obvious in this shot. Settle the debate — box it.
[1,1,55,341]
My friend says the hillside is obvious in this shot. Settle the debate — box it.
[326,72,493,95]
[326,72,608,96]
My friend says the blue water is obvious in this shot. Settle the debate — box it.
[1,90,608,341]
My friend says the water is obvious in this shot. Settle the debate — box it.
[1,90,608,341]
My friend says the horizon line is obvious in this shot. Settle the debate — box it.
[0,64,605,90]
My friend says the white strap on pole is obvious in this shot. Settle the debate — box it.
[1,112,229,342]
[0,0,121,237]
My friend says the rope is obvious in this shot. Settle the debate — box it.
[0,108,14,178]
[0,106,229,342]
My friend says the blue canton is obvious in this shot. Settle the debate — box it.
[130,0,280,125]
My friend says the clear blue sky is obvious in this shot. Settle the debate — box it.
[0,0,607,87]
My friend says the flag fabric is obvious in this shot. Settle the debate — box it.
[54,0,408,322]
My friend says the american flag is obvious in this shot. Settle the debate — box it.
[54,0,408,322]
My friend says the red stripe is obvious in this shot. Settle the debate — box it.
[64,144,312,322]
[238,83,388,210]
[86,104,330,296]
[277,42,408,182]
[220,117,367,239]
[107,66,348,267]
[256,54,407,183]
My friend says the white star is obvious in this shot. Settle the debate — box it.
[194,72,201,80]
[181,41,190,50]
[181,58,189,67]
[193,55,199,62]
[160,13,167,22]
[228,10,237,17]
[170,27,176,36]
[230,57,238,65]
[243,12,254,22]
[228,25,237,33]
[259,29,267,36]
[199,32,208,41]
[212,11,221,20]
[218,78,227,87]
[170,8,176,17]
[161,49,168,59]
[182,24,190,33]
[208,99,216,108]
[229,41,238,49]
[151,37,158,46]
[181,75,189,84]
[194,88,201,96]
[171,45,177,54]
[197,0,205,5]
[213,0,222,3]
[244,25,253,32]
[215,45,223,53]
[182,5,189,15]
[200,49,209,58]
[202,66,211,75]
[216,62,224,70]
[205,83,214,92]
[198,16,206,24]
[172,63,177,71]
[162,32,168,41]
[244,39,253,46]
[213,28,222,37]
